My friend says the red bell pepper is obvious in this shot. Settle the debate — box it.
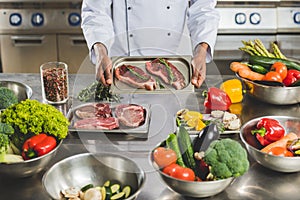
[203,87,232,111]
[22,133,57,160]
[251,118,285,146]
[283,69,300,86]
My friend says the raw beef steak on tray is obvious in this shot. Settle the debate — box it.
[146,58,185,90]
[115,64,157,90]
[74,117,119,130]
[75,103,112,119]
[115,104,145,127]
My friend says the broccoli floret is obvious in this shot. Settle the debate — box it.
[0,87,18,109]
[0,133,10,162]
[204,138,250,180]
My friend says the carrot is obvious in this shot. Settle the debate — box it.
[238,68,265,81]
[261,132,298,153]
[230,62,249,72]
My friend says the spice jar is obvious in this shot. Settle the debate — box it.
[40,62,69,104]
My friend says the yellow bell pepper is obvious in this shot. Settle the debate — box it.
[220,79,243,103]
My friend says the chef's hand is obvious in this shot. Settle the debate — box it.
[93,43,113,86]
[191,43,208,88]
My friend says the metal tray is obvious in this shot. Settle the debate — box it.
[110,56,194,94]
[67,103,151,134]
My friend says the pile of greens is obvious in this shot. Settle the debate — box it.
[77,81,120,102]
[0,99,70,149]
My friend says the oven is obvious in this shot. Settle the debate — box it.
[0,1,93,74]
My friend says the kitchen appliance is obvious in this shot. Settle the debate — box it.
[0,1,93,74]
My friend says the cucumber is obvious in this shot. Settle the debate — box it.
[248,64,269,74]
[249,55,300,71]
[177,126,196,170]
[166,133,186,167]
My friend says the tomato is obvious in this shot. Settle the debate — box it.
[171,166,196,181]
[153,147,177,168]
[263,71,282,82]
[271,62,288,80]
[267,146,294,157]
[162,163,182,176]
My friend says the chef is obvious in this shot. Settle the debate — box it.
[81,0,220,88]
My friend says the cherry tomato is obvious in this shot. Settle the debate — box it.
[263,71,282,82]
[171,166,196,181]
[271,62,288,80]
[153,147,177,168]
[267,146,294,157]
[162,163,182,176]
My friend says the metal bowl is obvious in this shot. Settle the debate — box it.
[0,80,33,101]
[237,74,300,105]
[150,136,235,198]
[42,153,145,200]
[240,115,300,172]
[0,140,62,178]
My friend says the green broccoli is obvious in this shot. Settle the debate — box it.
[204,138,249,180]
[0,133,10,162]
[0,87,18,109]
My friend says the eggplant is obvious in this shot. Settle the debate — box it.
[287,138,300,156]
[193,123,220,153]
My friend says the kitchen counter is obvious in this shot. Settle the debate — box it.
[0,73,299,200]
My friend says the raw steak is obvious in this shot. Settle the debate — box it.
[115,104,145,127]
[145,58,185,90]
[115,64,157,90]
[74,117,119,130]
[75,103,112,119]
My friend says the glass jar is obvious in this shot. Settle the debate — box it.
[40,62,69,104]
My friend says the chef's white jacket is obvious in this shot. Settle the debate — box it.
[81,0,220,64]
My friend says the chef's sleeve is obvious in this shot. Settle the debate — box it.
[81,0,114,64]
[187,0,220,63]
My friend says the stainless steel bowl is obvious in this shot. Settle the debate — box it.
[237,74,300,105]
[42,153,145,200]
[0,80,33,101]
[0,140,62,178]
[240,116,300,172]
[150,135,235,198]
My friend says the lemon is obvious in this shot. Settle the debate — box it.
[195,119,206,131]
[186,118,198,128]
[183,111,203,121]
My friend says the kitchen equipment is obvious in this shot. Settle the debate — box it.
[0,80,32,101]
[40,61,69,104]
[42,152,145,200]
[237,73,300,105]
[0,139,62,178]
[0,1,92,73]
[240,115,300,173]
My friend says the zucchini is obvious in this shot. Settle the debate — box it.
[81,183,94,192]
[166,133,186,167]
[122,186,131,198]
[177,126,196,170]
[248,64,268,74]
[249,55,300,71]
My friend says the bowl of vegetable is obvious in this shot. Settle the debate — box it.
[150,125,249,198]
[0,99,69,178]
[240,116,300,173]
[42,152,145,200]
[0,80,32,109]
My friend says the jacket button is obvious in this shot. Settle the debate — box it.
[167,32,171,36]
[129,34,133,37]
[167,6,170,9]
[128,7,131,10]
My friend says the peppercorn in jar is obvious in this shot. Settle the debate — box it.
[40,62,69,104]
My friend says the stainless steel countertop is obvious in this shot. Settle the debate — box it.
[0,73,299,200]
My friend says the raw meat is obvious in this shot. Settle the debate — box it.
[145,58,185,90]
[115,64,157,90]
[74,117,119,130]
[115,104,145,127]
[75,103,112,119]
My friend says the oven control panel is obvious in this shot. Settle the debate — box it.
[0,9,82,33]
[217,8,277,34]
[277,7,300,33]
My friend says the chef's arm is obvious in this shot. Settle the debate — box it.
[187,0,220,63]
[81,0,114,64]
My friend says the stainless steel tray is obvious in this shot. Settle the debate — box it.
[67,103,151,134]
[110,56,194,94]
